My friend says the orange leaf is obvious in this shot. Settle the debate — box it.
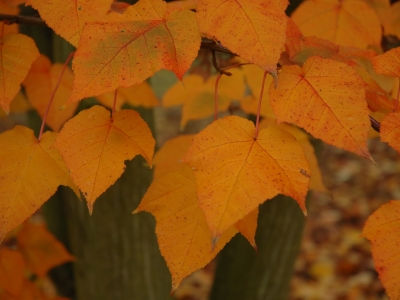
[363,0,393,35]
[95,81,159,111]
[362,200,400,300]
[235,208,258,249]
[54,105,155,213]
[23,55,77,132]
[0,33,39,113]
[17,222,74,277]
[291,0,381,49]
[163,71,245,127]
[371,47,400,78]
[0,248,25,297]
[0,91,31,118]
[196,0,288,73]
[184,116,309,237]
[0,126,79,241]
[392,2,400,39]
[269,56,372,160]
[152,134,195,179]
[136,164,237,291]
[167,0,198,12]
[68,0,200,103]
[380,112,400,153]
[0,1,19,36]
[27,0,114,47]
[263,120,327,192]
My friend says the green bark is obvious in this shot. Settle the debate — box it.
[210,195,307,300]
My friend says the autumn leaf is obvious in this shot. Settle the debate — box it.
[17,222,74,277]
[0,0,19,36]
[291,0,381,49]
[380,112,400,153]
[363,0,393,35]
[0,248,25,297]
[392,1,400,39]
[23,55,77,132]
[27,0,114,47]
[136,164,237,291]
[371,47,400,77]
[54,105,155,213]
[163,71,245,127]
[0,126,79,241]
[95,81,159,111]
[260,118,326,192]
[196,0,288,74]
[68,0,201,103]
[362,200,400,300]
[235,208,258,249]
[184,116,310,237]
[0,33,39,113]
[152,134,195,179]
[269,56,372,160]
[167,0,198,12]
[0,92,31,119]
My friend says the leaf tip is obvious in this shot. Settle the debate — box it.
[87,203,94,215]
[132,208,140,214]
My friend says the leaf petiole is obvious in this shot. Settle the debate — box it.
[254,71,268,138]
[38,51,75,141]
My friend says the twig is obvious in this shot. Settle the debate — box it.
[211,50,232,75]
[370,116,380,133]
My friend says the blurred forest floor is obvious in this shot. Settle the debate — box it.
[175,137,397,300]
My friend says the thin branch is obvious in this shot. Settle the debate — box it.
[370,115,380,133]
[0,14,46,26]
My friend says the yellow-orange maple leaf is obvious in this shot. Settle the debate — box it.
[269,56,372,160]
[291,0,381,49]
[136,164,237,291]
[0,248,25,297]
[235,208,258,249]
[23,55,78,132]
[0,33,39,113]
[54,105,155,213]
[27,0,114,47]
[197,0,288,74]
[152,134,195,179]
[163,71,245,127]
[380,112,400,153]
[95,81,159,111]
[0,1,19,36]
[0,126,79,241]
[184,116,310,237]
[362,200,400,300]
[259,119,327,192]
[17,222,74,277]
[371,47,400,77]
[68,0,200,103]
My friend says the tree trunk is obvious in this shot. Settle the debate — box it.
[210,195,307,300]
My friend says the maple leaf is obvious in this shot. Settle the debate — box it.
[371,47,400,77]
[260,118,327,192]
[362,200,400,300]
[95,81,159,111]
[54,105,155,213]
[197,0,288,74]
[235,208,258,249]
[0,1,19,36]
[0,126,79,241]
[167,0,198,12]
[163,71,245,127]
[27,0,114,47]
[184,116,310,237]
[68,0,201,103]
[389,1,400,39]
[363,0,393,35]
[291,0,382,49]
[380,112,400,153]
[0,248,25,297]
[269,56,372,160]
[0,33,39,113]
[23,55,78,132]
[136,164,237,291]
[0,92,31,119]
[17,222,74,277]
[152,134,195,179]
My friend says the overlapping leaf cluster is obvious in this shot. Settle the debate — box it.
[1,0,400,295]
